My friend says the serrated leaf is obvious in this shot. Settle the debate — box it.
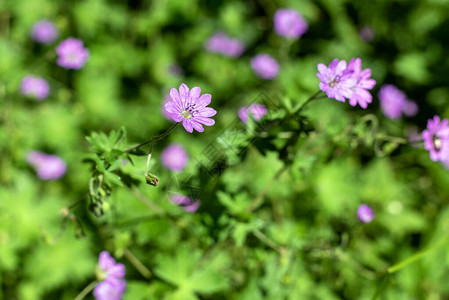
[104,171,124,187]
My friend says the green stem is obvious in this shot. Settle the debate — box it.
[294,90,325,114]
[124,248,152,279]
[375,134,408,145]
[144,141,154,176]
[74,281,97,300]
[387,238,446,274]
[124,123,179,153]
[252,229,283,253]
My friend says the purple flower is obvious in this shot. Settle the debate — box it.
[169,193,200,213]
[317,59,356,102]
[359,26,375,42]
[238,104,267,124]
[97,251,126,280]
[345,58,376,109]
[205,32,245,58]
[165,83,217,133]
[168,64,184,77]
[162,94,174,121]
[378,84,418,119]
[27,151,66,180]
[274,9,308,39]
[161,143,189,172]
[20,75,50,100]
[357,204,375,223]
[56,38,89,69]
[93,278,126,300]
[251,54,279,80]
[422,116,449,162]
[31,20,58,44]
[93,251,126,300]
[317,58,376,108]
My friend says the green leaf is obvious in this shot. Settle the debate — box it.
[104,171,124,187]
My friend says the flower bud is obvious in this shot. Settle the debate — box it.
[146,173,160,186]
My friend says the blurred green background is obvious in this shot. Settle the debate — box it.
[1,0,449,299]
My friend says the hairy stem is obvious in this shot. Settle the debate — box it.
[74,281,97,300]
[124,248,152,279]
[124,123,179,153]
[294,90,325,114]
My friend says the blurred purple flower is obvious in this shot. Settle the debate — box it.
[20,75,50,100]
[238,104,267,124]
[93,278,126,300]
[422,115,449,162]
[165,83,217,133]
[359,26,375,42]
[251,54,279,80]
[378,84,418,119]
[345,58,376,109]
[27,151,66,180]
[168,64,184,77]
[357,204,375,223]
[170,193,200,213]
[274,9,308,39]
[31,20,58,44]
[97,251,126,280]
[205,32,245,58]
[317,59,355,102]
[56,38,89,69]
[161,143,189,172]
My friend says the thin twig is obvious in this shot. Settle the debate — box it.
[124,248,152,279]
[73,281,97,300]
[130,187,165,216]
[124,123,179,153]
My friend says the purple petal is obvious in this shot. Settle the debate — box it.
[197,107,217,118]
[196,94,212,108]
[179,83,190,104]
[108,263,126,278]
[98,251,115,271]
[191,121,205,132]
[196,117,215,126]
[169,88,183,109]
[182,120,193,133]
[190,87,201,102]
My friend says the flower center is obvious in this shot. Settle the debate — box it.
[432,135,442,151]
[328,75,340,88]
[181,104,196,120]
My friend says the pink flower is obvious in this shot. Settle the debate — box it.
[317,58,376,108]
[97,251,126,280]
[378,84,418,119]
[27,151,66,180]
[251,54,279,80]
[345,58,376,109]
[205,32,245,58]
[165,83,217,133]
[93,278,126,300]
[422,116,449,162]
[31,20,58,44]
[274,9,308,39]
[357,204,375,223]
[56,38,89,69]
[317,59,356,102]
[238,104,267,124]
[169,193,200,213]
[161,143,189,172]
[161,94,174,121]
[20,76,50,100]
